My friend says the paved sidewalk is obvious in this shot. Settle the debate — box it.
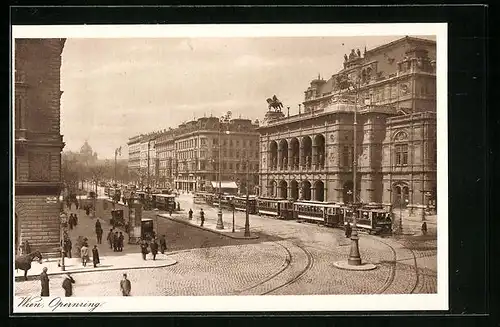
[16,206,177,280]
[157,213,259,239]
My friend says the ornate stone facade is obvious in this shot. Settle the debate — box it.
[259,36,437,220]
[14,38,66,254]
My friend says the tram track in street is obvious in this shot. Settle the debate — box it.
[370,235,421,294]
[235,240,315,295]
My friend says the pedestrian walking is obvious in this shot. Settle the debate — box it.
[177,202,180,211]
[40,267,49,297]
[74,214,78,226]
[107,229,114,249]
[68,214,74,230]
[92,245,100,268]
[80,244,89,267]
[113,232,119,252]
[200,208,205,227]
[96,226,103,244]
[118,232,124,252]
[22,240,31,255]
[421,222,428,236]
[62,274,75,297]
[120,273,131,296]
[140,240,149,260]
[159,234,167,254]
[188,208,193,220]
[95,219,102,233]
[150,238,159,260]
[75,199,79,210]
[64,238,72,258]
[345,222,352,238]
[85,206,90,216]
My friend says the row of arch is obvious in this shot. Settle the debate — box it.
[268,134,326,170]
[267,179,325,202]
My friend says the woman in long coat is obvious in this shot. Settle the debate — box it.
[40,267,49,297]
[62,274,75,297]
[92,245,100,268]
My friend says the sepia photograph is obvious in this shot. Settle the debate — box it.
[11,23,448,312]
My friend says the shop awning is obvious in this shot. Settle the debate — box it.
[211,181,238,189]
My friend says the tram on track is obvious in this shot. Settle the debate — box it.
[257,197,294,219]
[343,206,393,234]
[232,195,258,214]
[153,193,176,211]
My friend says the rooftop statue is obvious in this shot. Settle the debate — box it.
[266,95,284,112]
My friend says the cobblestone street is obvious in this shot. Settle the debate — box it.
[14,194,437,297]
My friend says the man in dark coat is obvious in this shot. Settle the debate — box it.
[150,239,159,260]
[62,274,75,297]
[68,214,74,230]
[345,222,352,238]
[40,267,49,297]
[107,229,114,249]
[159,235,167,254]
[200,209,205,227]
[92,245,100,268]
[120,273,131,296]
[140,240,149,260]
[113,232,119,252]
[23,240,31,255]
[188,208,193,220]
[118,232,124,252]
[95,219,103,244]
[64,238,72,258]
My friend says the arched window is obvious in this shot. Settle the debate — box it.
[394,131,409,167]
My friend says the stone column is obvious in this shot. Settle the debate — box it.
[312,145,318,170]
[299,144,304,169]
[288,146,293,170]
[277,148,283,170]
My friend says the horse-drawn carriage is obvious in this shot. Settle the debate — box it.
[110,209,125,227]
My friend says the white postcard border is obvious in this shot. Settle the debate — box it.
[11,23,448,313]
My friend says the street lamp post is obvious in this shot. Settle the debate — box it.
[347,78,362,266]
[398,198,409,234]
[244,159,251,237]
[59,212,67,271]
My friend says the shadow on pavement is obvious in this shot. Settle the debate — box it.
[160,219,285,253]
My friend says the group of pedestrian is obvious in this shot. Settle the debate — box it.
[95,219,103,244]
[107,229,125,252]
[68,213,78,230]
[40,267,75,297]
[40,268,132,297]
[140,234,167,261]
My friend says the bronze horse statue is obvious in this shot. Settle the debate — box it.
[15,251,43,281]
[266,95,284,112]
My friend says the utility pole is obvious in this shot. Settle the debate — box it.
[244,159,250,237]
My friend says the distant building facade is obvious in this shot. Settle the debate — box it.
[173,117,260,193]
[14,38,66,254]
[155,128,176,189]
[127,134,142,183]
[258,36,437,219]
[127,116,260,194]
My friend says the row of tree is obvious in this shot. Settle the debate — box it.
[62,151,129,192]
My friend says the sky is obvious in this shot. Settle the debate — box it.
[60,35,434,159]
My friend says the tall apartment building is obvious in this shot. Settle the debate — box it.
[14,38,66,254]
[173,117,260,193]
[258,36,437,220]
[155,128,176,189]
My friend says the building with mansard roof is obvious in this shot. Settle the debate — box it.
[258,36,437,220]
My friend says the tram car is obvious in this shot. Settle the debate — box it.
[194,192,209,205]
[293,201,339,225]
[342,207,392,234]
[213,194,235,209]
[257,197,294,219]
[232,196,258,214]
[154,194,176,211]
